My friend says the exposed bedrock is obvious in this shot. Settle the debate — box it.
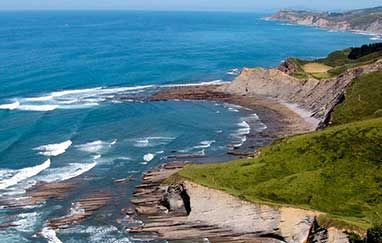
[218,59,382,128]
[130,163,349,242]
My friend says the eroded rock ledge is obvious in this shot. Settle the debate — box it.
[218,59,382,128]
[129,162,349,243]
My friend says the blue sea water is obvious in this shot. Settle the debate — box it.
[0,11,375,242]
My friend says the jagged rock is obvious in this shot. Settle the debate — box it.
[161,184,189,215]
[307,219,329,243]
[279,59,301,75]
[129,162,337,243]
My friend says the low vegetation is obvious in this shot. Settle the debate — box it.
[171,44,382,236]
[331,71,382,125]
[176,118,382,230]
[287,44,382,79]
[348,43,382,60]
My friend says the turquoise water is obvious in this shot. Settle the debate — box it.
[0,11,374,242]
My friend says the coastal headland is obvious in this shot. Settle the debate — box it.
[128,44,382,242]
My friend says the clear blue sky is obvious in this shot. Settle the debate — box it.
[0,0,381,11]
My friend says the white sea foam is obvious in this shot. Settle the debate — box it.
[61,225,129,242]
[75,140,116,153]
[18,104,59,111]
[0,101,20,110]
[0,81,231,112]
[41,227,63,243]
[230,120,251,148]
[69,202,85,216]
[143,153,155,162]
[370,36,382,41]
[194,140,215,149]
[38,162,97,183]
[14,212,41,232]
[34,140,72,157]
[238,121,251,134]
[161,80,229,88]
[0,85,154,112]
[133,136,175,148]
[227,68,240,75]
[115,156,132,161]
[0,159,50,190]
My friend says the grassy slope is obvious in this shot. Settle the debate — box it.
[331,71,382,125]
[289,48,382,79]
[176,118,382,229]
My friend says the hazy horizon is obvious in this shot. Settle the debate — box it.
[0,0,380,12]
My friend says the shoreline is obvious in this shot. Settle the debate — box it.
[128,162,348,242]
[125,83,325,241]
[151,84,317,141]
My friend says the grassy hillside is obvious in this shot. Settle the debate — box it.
[287,46,382,79]
[331,71,382,125]
[175,118,382,229]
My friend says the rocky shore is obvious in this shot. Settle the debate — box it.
[151,84,316,141]
[128,53,382,242]
[128,162,349,242]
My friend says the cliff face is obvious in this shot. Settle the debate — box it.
[130,161,350,243]
[219,59,382,128]
[267,7,382,34]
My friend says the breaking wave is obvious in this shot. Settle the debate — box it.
[34,140,72,157]
[0,81,229,112]
[0,101,20,110]
[75,140,116,154]
[194,140,215,149]
[0,159,51,190]
[37,162,97,183]
[133,136,175,148]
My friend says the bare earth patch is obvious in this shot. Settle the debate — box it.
[303,63,332,73]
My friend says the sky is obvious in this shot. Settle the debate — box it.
[0,0,381,11]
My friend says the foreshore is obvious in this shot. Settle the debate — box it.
[151,84,317,140]
[126,83,327,242]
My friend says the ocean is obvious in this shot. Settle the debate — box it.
[0,11,375,242]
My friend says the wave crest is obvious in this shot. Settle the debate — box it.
[34,140,72,157]
[0,159,51,190]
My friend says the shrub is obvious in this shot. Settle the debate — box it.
[367,225,382,243]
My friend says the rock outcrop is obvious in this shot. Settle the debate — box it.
[130,162,351,242]
[218,59,382,128]
[266,7,382,35]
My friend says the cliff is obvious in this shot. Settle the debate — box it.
[130,162,349,242]
[218,58,382,128]
[266,7,382,34]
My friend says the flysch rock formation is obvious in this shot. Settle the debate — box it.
[218,59,382,128]
[129,162,349,243]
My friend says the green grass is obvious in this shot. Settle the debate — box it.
[287,47,382,80]
[175,118,382,229]
[331,71,382,125]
